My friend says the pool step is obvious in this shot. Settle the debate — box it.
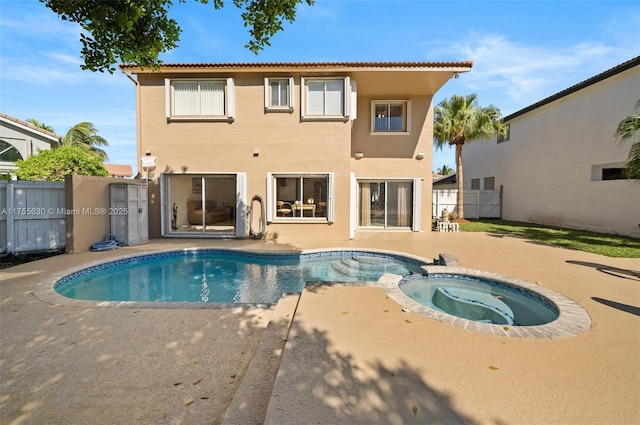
[432,286,516,325]
[330,256,408,279]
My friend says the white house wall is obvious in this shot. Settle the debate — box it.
[462,62,640,237]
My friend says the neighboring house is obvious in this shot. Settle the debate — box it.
[433,173,457,189]
[461,56,640,237]
[0,113,61,175]
[121,61,473,239]
[104,164,133,178]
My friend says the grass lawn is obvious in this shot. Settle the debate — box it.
[457,219,640,258]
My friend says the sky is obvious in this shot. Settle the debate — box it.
[1,0,639,173]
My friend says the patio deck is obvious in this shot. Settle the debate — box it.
[1,232,638,424]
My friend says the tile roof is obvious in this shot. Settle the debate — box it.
[0,112,62,141]
[104,164,133,177]
[503,56,640,122]
[120,60,473,72]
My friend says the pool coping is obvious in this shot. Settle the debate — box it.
[379,263,592,339]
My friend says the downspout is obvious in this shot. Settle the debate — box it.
[124,70,142,179]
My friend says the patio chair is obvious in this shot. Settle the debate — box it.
[276,201,292,217]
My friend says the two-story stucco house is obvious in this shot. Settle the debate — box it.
[121,61,473,240]
[461,56,640,237]
[0,113,61,176]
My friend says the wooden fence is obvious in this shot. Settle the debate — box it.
[432,189,501,219]
[0,181,66,254]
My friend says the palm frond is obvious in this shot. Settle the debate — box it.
[624,138,640,183]
[62,121,109,160]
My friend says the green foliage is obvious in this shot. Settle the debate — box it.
[62,122,109,160]
[433,94,506,218]
[26,118,56,133]
[434,94,506,148]
[459,220,640,258]
[15,145,109,181]
[615,98,640,182]
[41,0,315,73]
[436,165,454,175]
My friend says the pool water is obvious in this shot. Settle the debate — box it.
[399,274,559,326]
[55,249,426,304]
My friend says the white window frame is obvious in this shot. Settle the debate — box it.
[301,76,352,121]
[266,172,334,223]
[264,77,294,111]
[164,78,235,122]
[353,178,421,231]
[370,100,411,134]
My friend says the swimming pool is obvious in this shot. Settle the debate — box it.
[54,249,427,304]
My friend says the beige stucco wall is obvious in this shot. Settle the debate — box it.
[135,69,444,240]
[461,64,640,237]
[65,175,148,253]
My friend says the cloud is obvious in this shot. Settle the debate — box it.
[430,30,638,115]
[452,33,613,100]
[1,8,81,40]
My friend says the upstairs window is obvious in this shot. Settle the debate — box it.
[301,77,352,120]
[265,77,294,111]
[484,176,495,190]
[165,78,234,121]
[591,162,629,181]
[602,168,627,180]
[497,124,510,143]
[372,101,409,133]
[471,179,480,190]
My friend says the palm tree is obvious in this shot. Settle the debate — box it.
[26,118,55,133]
[433,94,506,219]
[62,122,109,160]
[436,165,454,175]
[615,98,640,182]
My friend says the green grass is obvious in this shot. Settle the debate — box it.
[455,219,640,258]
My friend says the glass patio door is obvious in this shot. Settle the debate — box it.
[163,173,238,236]
[358,180,413,228]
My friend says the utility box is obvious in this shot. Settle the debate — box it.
[110,182,149,245]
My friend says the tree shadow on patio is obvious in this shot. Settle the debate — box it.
[592,297,640,317]
[267,324,487,425]
[566,260,640,281]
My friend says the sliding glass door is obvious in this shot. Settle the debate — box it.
[358,180,413,228]
[163,173,238,236]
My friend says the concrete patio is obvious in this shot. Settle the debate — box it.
[1,232,638,424]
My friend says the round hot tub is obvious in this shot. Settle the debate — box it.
[379,264,591,339]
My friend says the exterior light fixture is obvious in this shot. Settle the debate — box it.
[415,152,425,160]
[355,152,364,159]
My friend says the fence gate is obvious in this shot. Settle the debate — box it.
[0,181,66,254]
[432,188,501,219]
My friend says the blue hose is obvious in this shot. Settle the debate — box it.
[91,240,119,251]
[91,234,124,251]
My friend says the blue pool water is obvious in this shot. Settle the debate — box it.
[399,274,559,326]
[55,249,426,304]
